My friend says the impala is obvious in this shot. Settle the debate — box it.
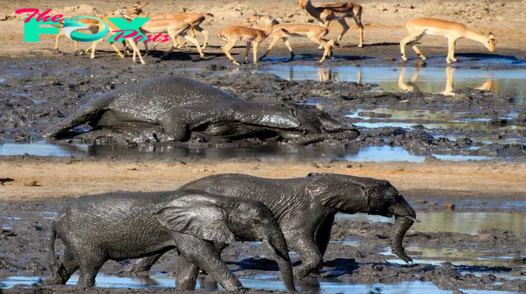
[84,9,145,64]
[400,18,496,64]
[251,17,333,63]
[297,0,364,47]
[126,1,209,50]
[217,16,276,65]
[53,16,103,53]
[134,16,204,58]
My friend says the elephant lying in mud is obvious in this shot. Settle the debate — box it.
[42,76,358,144]
[132,173,417,279]
[44,190,297,292]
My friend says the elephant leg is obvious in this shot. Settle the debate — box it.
[44,247,79,285]
[130,253,164,273]
[287,234,323,279]
[176,236,243,291]
[315,214,335,257]
[175,255,200,290]
[76,250,106,288]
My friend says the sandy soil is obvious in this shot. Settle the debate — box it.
[1,0,525,59]
[1,157,524,203]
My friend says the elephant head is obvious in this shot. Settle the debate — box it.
[232,103,353,134]
[155,191,296,292]
[307,173,417,263]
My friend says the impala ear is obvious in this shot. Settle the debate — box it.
[488,32,495,39]
[155,194,236,244]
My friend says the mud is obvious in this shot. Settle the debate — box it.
[1,56,525,159]
[1,199,526,293]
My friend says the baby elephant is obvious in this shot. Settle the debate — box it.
[44,190,296,292]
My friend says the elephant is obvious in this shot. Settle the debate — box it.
[41,76,358,144]
[131,173,417,279]
[44,190,297,292]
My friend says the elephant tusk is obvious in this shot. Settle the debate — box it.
[403,216,421,223]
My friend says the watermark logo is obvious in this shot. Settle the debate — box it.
[63,17,108,42]
[15,8,169,43]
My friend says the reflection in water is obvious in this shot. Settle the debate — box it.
[338,211,526,235]
[178,64,525,98]
[383,246,526,267]
[0,275,515,293]
[398,67,494,96]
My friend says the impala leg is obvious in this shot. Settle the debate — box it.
[89,39,104,59]
[317,20,329,50]
[308,35,330,63]
[54,31,62,52]
[244,41,251,63]
[335,19,349,46]
[259,37,280,60]
[353,12,363,48]
[195,26,209,50]
[223,40,240,65]
[253,41,260,64]
[400,32,422,62]
[283,38,295,61]
[143,42,150,55]
[183,34,204,58]
[127,39,145,64]
[166,29,183,56]
[109,42,125,58]
[411,34,426,61]
[176,36,187,48]
[447,38,457,63]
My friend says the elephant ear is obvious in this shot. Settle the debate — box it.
[155,197,236,244]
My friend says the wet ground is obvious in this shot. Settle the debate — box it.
[1,200,526,293]
[1,51,526,293]
[1,53,526,162]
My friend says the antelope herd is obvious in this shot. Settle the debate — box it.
[53,1,497,65]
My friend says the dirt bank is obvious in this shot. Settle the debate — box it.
[0,157,524,203]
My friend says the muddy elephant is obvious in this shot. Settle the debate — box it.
[132,173,417,279]
[44,190,296,292]
[42,76,358,144]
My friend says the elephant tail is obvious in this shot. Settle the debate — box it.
[48,222,58,271]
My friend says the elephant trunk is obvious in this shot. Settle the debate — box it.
[267,233,297,293]
[388,199,416,263]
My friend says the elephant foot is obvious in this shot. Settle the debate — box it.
[43,274,66,285]
[293,267,310,280]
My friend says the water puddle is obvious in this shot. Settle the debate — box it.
[338,212,526,235]
[346,108,524,133]
[0,275,517,293]
[176,63,526,99]
[0,142,497,162]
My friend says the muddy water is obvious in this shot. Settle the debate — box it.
[178,64,526,99]
[1,208,525,293]
[0,142,496,162]
[2,63,526,161]
[339,212,526,235]
[0,275,518,293]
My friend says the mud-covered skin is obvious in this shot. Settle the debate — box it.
[2,197,526,293]
[41,76,358,144]
[44,190,296,292]
[132,173,416,279]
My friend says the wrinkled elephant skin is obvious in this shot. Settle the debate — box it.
[44,190,296,292]
[42,76,358,144]
[132,173,416,279]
